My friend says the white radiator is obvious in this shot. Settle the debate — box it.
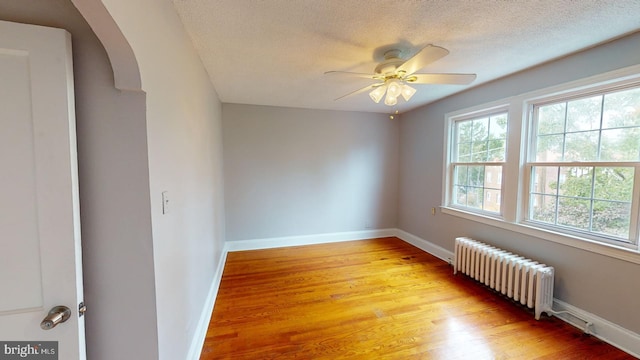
[454,237,554,320]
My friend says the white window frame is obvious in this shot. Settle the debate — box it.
[445,105,511,218]
[442,64,640,265]
[522,85,640,249]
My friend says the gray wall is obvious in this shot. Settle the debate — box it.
[223,104,398,241]
[398,31,640,333]
[78,0,227,358]
[94,1,227,358]
[0,1,158,358]
[1,1,227,359]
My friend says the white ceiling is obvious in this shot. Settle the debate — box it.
[171,0,640,114]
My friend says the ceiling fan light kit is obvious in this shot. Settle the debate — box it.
[327,44,477,106]
[369,79,417,105]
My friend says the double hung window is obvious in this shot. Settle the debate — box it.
[450,111,508,215]
[527,86,640,246]
[444,68,640,254]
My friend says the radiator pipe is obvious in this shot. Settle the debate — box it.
[548,309,593,334]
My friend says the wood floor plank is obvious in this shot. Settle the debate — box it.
[201,237,635,359]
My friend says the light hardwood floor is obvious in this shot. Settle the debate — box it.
[201,237,634,359]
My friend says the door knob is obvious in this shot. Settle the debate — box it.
[40,306,71,330]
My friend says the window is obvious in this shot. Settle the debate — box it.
[527,86,640,245]
[449,111,508,214]
[443,66,640,258]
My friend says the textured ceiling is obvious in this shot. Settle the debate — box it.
[171,0,640,114]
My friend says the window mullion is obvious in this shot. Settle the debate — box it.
[596,96,605,161]
[629,165,640,245]
[589,166,596,233]
[554,165,561,226]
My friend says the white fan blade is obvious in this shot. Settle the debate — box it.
[334,83,382,101]
[397,45,449,75]
[408,73,477,85]
[324,71,378,80]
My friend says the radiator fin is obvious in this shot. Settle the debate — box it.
[454,237,554,320]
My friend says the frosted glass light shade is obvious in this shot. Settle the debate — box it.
[387,80,402,98]
[369,85,387,103]
[384,93,398,106]
[401,84,416,101]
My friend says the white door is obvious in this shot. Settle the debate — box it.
[0,20,86,359]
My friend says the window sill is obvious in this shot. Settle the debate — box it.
[441,206,640,265]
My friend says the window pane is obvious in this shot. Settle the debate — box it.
[564,131,598,161]
[532,166,559,196]
[530,194,556,224]
[471,142,488,162]
[456,120,473,143]
[472,118,488,141]
[537,103,566,135]
[480,167,503,213]
[592,200,631,239]
[484,188,501,213]
[489,114,508,139]
[600,128,640,161]
[566,95,602,132]
[454,186,467,206]
[593,167,634,201]
[457,142,471,162]
[603,87,640,128]
[488,139,506,161]
[535,134,563,161]
[467,187,483,210]
[468,166,484,186]
[485,166,502,189]
[557,197,591,231]
[558,167,592,198]
[454,165,469,186]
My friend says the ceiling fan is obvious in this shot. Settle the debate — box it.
[325,44,476,106]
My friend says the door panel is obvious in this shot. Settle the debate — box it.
[0,50,44,314]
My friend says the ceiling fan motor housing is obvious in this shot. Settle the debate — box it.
[374,49,405,76]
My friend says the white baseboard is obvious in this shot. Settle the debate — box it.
[552,299,640,358]
[394,229,454,263]
[225,228,397,252]
[186,246,229,360]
